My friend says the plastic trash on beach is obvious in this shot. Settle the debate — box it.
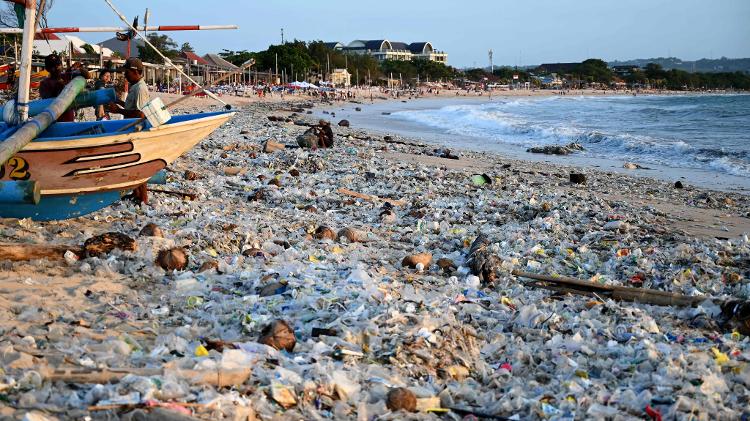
[1,99,748,421]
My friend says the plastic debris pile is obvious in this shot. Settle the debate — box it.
[0,100,749,420]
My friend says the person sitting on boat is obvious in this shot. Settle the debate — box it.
[39,53,91,122]
[108,57,149,119]
[94,68,112,121]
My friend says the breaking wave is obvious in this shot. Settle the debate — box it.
[390,95,750,177]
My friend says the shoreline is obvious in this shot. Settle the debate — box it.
[308,93,750,194]
[0,99,749,420]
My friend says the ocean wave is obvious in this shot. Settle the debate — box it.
[390,97,750,177]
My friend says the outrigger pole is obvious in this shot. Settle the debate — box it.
[0,25,238,34]
[102,0,230,107]
[14,0,37,123]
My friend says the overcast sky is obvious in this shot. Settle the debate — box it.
[44,0,750,67]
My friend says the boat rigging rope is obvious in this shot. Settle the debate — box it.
[102,0,230,108]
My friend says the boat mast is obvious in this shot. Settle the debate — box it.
[16,0,37,123]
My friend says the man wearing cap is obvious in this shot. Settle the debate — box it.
[108,57,149,119]
[107,57,151,205]
[39,53,91,122]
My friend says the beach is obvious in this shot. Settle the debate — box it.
[1,95,749,420]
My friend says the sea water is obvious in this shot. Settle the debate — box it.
[390,94,750,177]
[317,93,750,190]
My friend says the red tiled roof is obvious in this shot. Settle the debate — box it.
[35,33,61,40]
[182,51,208,65]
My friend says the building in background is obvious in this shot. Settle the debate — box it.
[330,68,351,87]
[326,40,448,63]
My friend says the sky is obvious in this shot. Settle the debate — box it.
[42,0,750,68]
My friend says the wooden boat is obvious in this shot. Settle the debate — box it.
[0,111,233,220]
[0,0,238,221]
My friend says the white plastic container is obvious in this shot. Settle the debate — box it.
[140,97,171,128]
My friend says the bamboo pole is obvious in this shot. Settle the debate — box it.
[0,77,87,164]
[0,25,238,34]
[15,0,37,122]
[115,59,254,133]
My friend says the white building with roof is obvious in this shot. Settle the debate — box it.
[330,40,447,63]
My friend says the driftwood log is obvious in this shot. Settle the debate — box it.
[0,244,81,262]
[39,365,251,388]
[1,232,137,262]
[513,270,750,335]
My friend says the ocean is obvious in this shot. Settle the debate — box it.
[319,93,750,191]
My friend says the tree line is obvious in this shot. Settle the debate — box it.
[218,40,459,85]
[466,59,750,90]
[137,35,750,90]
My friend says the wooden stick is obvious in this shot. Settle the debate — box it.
[148,188,197,200]
[88,402,206,411]
[512,270,705,307]
[40,366,251,388]
[0,243,80,262]
[116,59,255,133]
[337,187,406,207]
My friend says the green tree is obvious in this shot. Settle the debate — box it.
[81,43,96,55]
[252,41,315,80]
[492,66,531,83]
[138,33,179,64]
[219,49,254,66]
[574,59,612,83]
[180,42,194,53]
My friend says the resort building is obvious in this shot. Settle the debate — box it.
[327,40,448,63]
[330,68,351,87]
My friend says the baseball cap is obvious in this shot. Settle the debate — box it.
[117,57,144,73]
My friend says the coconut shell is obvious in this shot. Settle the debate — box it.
[337,227,367,243]
[314,226,337,241]
[139,223,163,238]
[156,247,189,271]
[402,253,432,269]
[436,258,457,273]
[386,388,417,412]
[198,260,218,273]
[184,170,199,180]
[258,319,296,352]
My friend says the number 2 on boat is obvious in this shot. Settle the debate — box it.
[0,157,31,181]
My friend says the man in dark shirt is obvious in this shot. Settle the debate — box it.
[39,53,91,122]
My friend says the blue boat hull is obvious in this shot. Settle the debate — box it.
[0,111,234,221]
[0,190,127,221]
